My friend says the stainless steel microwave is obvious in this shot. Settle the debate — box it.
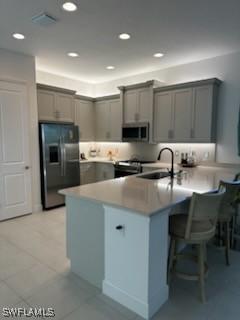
[122,122,149,142]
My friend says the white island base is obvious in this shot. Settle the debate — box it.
[66,196,170,319]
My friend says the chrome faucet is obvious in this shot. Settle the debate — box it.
[157,147,174,179]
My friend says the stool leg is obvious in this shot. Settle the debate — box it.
[168,238,176,284]
[225,222,230,266]
[198,243,206,303]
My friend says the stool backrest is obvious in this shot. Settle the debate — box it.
[218,180,240,212]
[233,173,240,203]
[185,189,225,240]
[234,172,240,182]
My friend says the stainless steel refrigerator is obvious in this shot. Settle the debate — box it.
[39,123,80,209]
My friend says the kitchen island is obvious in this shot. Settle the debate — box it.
[60,165,238,319]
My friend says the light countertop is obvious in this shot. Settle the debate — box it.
[60,166,239,216]
[80,157,118,164]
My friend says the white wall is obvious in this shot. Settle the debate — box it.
[36,70,94,97]
[95,51,240,164]
[80,142,216,164]
[0,48,41,212]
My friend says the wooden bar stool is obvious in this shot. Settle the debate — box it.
[232,173,240,248]
[168,189,225,303]
[217,180,240,265]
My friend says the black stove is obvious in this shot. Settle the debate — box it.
[114,159,155,178]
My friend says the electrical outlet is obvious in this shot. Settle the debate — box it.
[203,151,209,160]
[175,150,180,157]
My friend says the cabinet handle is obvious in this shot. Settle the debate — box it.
[116,225,124,230]
[55,110,60,119]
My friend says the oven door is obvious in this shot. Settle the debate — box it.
[114,167,138,178]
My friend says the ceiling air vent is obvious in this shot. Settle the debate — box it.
[32,13,57,26]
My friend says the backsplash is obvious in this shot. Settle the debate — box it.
[79,142,216,164]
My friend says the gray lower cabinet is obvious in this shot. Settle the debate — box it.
[153,78,221,143]
[95,163,114,182]
[80,163,96,185]
[80,162,114,185]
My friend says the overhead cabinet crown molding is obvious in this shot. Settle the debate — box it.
[37,83,76,95]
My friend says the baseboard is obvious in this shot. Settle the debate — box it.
[33,204,42,212]
[103,280,168,319]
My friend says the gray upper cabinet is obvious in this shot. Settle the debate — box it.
[192,85,217,142]
[95,100,109,141]
[37,84,75,123]
[75,97,95,141]
[119,81,157,143]
[95,96,122,142]
[154,91,173,141]
[120,81,154,124]
[153,78,221,143]
[173,88,193,141]
[37,89,56,121]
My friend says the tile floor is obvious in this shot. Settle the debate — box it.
[0,207,240,320]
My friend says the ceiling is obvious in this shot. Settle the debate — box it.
[1,0,240,83]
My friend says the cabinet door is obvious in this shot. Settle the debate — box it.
[123,90,138,123]
[173,88,192,141]
[154,91,173,142]
[37,90,56,121]
[109,99,122,141]
[192,86,213,142]
[95,101,110,141]
[55,93,74,122]
[138,87,150,122]
[80,163,96,185]
[104,207,149,303]
[75,99,95,141]
[95,163,114,182]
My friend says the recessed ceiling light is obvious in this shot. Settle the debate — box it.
[67,52,79,57]
[119,33,131,40]
[62,2,78,12]
[153,52,164,58]
[106,66,115,70]
[12,33,25,40]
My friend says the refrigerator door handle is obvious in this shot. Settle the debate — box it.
[63,138,66,176]
[60,136,64,176]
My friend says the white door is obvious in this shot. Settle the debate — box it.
[0,81,32,221]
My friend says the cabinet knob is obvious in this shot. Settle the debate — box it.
[25,166,30,170]
[115,225,124,230]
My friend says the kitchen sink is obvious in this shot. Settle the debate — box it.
[137,171,171,180]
